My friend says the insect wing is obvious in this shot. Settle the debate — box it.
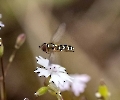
[48,52,55,65]
[51,23,66,43]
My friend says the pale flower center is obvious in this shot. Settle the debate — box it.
[48,66,58,74]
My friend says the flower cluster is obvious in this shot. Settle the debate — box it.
[0,14,5,30]
[34,55,91,100]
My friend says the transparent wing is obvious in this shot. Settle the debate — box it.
[51,23,66,43]
[49,52,55,65]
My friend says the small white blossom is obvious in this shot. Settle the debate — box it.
[0,14,5,30]
[34,56,73,87]
[59,74,91,96]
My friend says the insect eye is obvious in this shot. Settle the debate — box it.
[42,45,46,51]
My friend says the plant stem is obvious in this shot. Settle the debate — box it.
[0,49,17,81]
[5,49,17,75]
[0,57,6,100]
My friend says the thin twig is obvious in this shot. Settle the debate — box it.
[0,49,17,81]
[0,57,6,100]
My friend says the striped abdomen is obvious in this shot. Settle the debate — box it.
[56,45,74,52]
[41,43,74,53]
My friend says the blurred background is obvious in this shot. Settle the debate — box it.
[0,0,120,100]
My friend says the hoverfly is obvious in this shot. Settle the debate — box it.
[39,23,74,54]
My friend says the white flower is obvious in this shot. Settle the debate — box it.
[59,74,91,96]
[0,14,5,30]
[34,56,73,87]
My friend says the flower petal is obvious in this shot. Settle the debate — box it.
[70,74,91,83]
[50,64,66,73]
[54,64,66,72]
[71,82,86,96]
[58,73,73,83]
[50,72,73,87]
[34,67,50,77]
[36,56,49,67]
[59,81,70,91]
[49,74,60,87]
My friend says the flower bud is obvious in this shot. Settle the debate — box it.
[95,80,111,100]
[15,33,26,49]
[48,82,62,99]
[48,83,58,96]
[0,38,4,57]
[34,86,48,97]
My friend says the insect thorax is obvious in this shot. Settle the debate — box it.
[47,43,57,49]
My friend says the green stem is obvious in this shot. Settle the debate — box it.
[5,49,17,75]
[0,57,6,100]
[0,49,17,81]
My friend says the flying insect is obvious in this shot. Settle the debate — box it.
[39,23,74,54]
